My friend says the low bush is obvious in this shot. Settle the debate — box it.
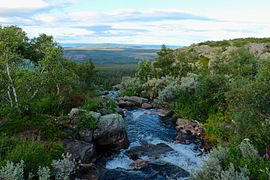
[192,141,270,180]
[76,112,98,130]
[82,98,102,112]
[2,141,52,178]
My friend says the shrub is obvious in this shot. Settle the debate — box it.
[120,77,142,97]
[191,146,250,180]
[204,113,231,144]
[3,141,52,177]
[82,98,102,112]
[0,160,24,180]
[38,166,51,180]
[45,142,65,160]
[52,153,77,180]
[155,78,181,105]
[102,98,117,114]
[180,73,198,92]
[0,134,18,160]
[76,112,98,130]
[142,76,175,99]
[2,114,62,140]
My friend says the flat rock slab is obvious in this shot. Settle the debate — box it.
[126,143,174,160]
[155,109,173,118]
[101,161,189,180]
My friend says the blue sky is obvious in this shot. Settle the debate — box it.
[0,0,270,45]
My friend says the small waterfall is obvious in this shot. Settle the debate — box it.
[104,91,205,179]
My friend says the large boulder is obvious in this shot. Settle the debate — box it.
[94,114,129,151]
[118,96,148,108]
[63,140,96,164]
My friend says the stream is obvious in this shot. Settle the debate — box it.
[102,92,204,179]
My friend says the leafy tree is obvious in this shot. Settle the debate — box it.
[153,45,174,76]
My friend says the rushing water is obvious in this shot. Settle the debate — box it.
[104,92,204,179]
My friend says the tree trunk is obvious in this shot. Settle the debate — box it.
[6,62,19,111]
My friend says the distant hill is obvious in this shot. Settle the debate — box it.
[63,43,183,63]
[174,37,270,65]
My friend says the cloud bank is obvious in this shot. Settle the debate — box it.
[0,0,270,46]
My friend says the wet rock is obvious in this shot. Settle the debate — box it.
[101,161,189,180]
[63,140,96,163]
[118,96,148,108]
[94,114,129,150]
[155,108,173,118]
[75,163,101,180]
[101,168,145,180]
[118,100,136,108]
[126,143,174,159]
[139,161,190,179]
[130,159,150,169]
[141,103,153,109]
[175,132,198,145]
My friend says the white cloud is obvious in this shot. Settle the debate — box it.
[22,26,95,38]
[0,0,48,15]
[1,5,269,45]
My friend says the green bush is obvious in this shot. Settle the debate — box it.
[45,142,64,160]
[105,98,117,114]
[2,141,52,177]
[76,112,98,130]
[204,113,231,144]
[82,98,102,112]
[0,134,18,160]
[31,97,60,115]
[2,114,62,140]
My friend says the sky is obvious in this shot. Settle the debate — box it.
[1,0,270,46]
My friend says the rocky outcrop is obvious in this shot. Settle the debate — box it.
[174,118,211,151]
[175,118,204,137]
[94,114,129,151]
[63,108,130,167]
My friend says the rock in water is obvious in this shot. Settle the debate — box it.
[101,161,189,180]
[141,103,153,109]
[118,96,148,108]
[94,114,129,151]
[155,108,173,118]
[126,143,174,160]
